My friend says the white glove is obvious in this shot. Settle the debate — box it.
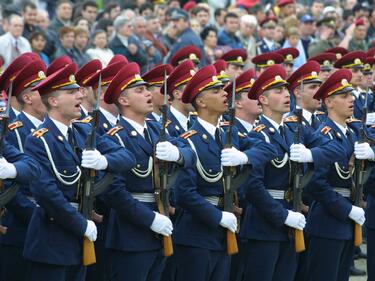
[81,149,108,170]
[221,147,248,166]
[219,211,237,233]
[284,210,306,230]
[155,141,180,162]
[0,157,17,179]
[84,220,97,241]
[150,212,173,236]
[354,142,375,160]
[290,143,313,163]
[348,205,366,226]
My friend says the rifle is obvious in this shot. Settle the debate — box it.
[0,82,20,235]
[289,80,306,253]
[223,78,239,255]
[352,90,373,246]
[153,71,173,257]
[81,74,114,265]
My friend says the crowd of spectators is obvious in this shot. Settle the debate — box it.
[0,0,375,73]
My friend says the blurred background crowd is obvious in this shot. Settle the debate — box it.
[0,0,374,74]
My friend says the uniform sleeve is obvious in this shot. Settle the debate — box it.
[305,129,347,167]
[97,134,136,173]
[174,166,222,228]
[24,135,87,237]
[240,133,277,168]
[4,140,40,183]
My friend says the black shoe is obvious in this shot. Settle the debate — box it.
[354,251,367,260]
[350,266,366,276]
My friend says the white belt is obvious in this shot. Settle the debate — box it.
[333,187,351,198]
[268,189,285,200]
[28,197,79,210]
[131,192,155,203]
[204,196,220,206]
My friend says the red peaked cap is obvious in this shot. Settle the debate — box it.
[161,60,196,97]
[32,63,79,96]
[12,60,47,97]
[46,55,73,76]
[287,61,322,92]
[224,69,256,97]
[170,45,201,67]
[313,69,353,100]
[182,65,223,104]
[104,62,148,104]
[142,64,173,86]
[0,52,41,92]
[75,59,102,87]
[248,64,288,100]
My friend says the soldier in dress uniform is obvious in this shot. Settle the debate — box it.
[101,62,194,281]
[0,57,45,281]
[75,59,103,118]
[308,52,337,82]
[213,60,231,86]
[220,49,248,79]
[223,69,261,281]
[305,69,370,281]
[158,60,196,138]
[239,64,346,281]
[172,65,276,281]
[22,63,135,281]
[84,57,128,136]
[170,45,201,69]
[257,17,280,54]
[142,64,174,124]
[252,52,284,76]
[334,51,367,120]
[276,47,300,78]
[361,57,375,115]
[79,57,129,281]
[0,52,40,122]
[287,61,325,131]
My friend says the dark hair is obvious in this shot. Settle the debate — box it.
[139,3,154,15]
[105,2,120,12]
[29,30,47,42]
[215,8,225,18]
[82,0,98,10]
[95,18,113,32]
[57,0,72,8]
[22,1,37,12]
[200,26,217,41]
[224,12,238,23]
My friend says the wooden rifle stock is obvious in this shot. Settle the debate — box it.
[354,223,362,246]
[226,230,238,255]
[83,236,96,265]
[295,229,305,253]
[156,190,173,257]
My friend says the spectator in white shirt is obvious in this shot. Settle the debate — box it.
[0,14,31,67]
[86,29,114,67]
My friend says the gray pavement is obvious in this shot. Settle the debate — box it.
[350,245,367,281]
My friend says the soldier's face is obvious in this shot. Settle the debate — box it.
[51,89,83,120]
[226,65,243,78]
[296,83,321,112]
[325,92,354,119]
[350,68,364,87]
[148,85,164,109]
[197,86,227,115]
[121,85,153,115]
[318,70,332,82]
[284,64,293,78]
[237,92,262,118]
[260,86,290,114]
